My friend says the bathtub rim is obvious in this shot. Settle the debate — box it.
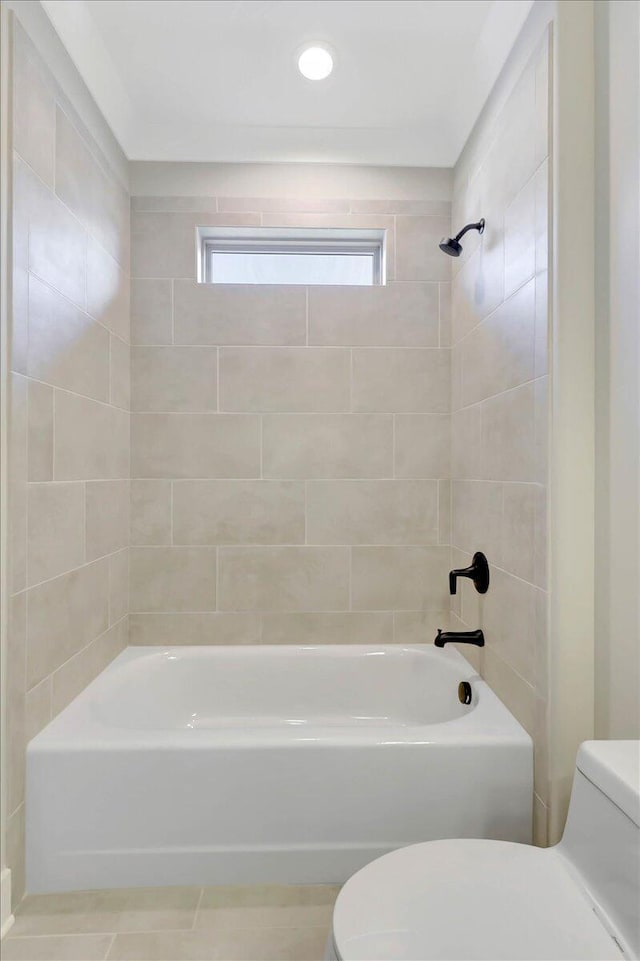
[28,643,532,751]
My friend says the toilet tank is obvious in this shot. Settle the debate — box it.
[558,741,640,959]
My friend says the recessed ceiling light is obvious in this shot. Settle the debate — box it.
[297,45,334,81]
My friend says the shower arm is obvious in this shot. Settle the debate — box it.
[453,219,485,242]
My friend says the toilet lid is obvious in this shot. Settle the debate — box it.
[332,839,622,961]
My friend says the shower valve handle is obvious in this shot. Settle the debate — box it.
[449,552,490,595]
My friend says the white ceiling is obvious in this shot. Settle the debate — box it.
[40,0,533,167]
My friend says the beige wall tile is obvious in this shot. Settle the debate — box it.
[7,805,25,906]
[451,405,483,480]
[262,413,393,479]
[395,215,452,281]
[51,618,128,716]
[482,645,535,735]
[110,335,131,410]
[85,480,130,561]
[173,480,305,545]
[132,212,257,281]
[451,239,505,345]
[131,480,172,545]
[109,550,129,625]
[24,148,87,310]
[12,159,30,375]
[351,199,451,216]
[27,558,110,689]
[131,413,259,478]
[308,283,439,347]
[461,279,535,406]
[534,270,548,378]
[131,212,195,280]
[438,479,451,545]
[87,238,130,342]
[12,24,55,186]
[54,104,96,226]
[352,348,450,412]
[439,282,452,347]
[534,376,548,485]
[27,380,53,481]
[7,593,26,816]
[451,480,503,564]
[534,39,550,168]
[219,547,349,611]
[26,677,52,742]
[351,546,450,610]
[481,382,535,482]
[534,162,549,277]
[93,166,130,269]
[54,391,129,480]
[220,347,350,412]
[28,274,110,402]
[394,610,453,645]
[501,483,537,583]
[533,793,549,848]
[306,480,438,545]
[533,485,548,590]
[394,414,450,478]
[131,347,217,411]
[504,176,536,299]
[131,279,173,345]
[261,612,393,645]
[173,281,306,346]
[130,547,216,612]
[218,196,350,213]
[129,612,261,646]
[483,62,537,212]
[10,374,28,592]
[482,567,538,685]
[27,482,85,586]
[534,694,550,805]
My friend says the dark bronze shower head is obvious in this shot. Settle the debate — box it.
[439,218,485,257]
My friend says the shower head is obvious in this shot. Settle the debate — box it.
[439,218,485,257]
[439,237,463,257]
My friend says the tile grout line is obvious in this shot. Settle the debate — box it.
[191,887,205,930]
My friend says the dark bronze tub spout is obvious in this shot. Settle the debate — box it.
[434,628,485,647]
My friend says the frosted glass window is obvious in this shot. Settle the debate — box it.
[199,228,385,286]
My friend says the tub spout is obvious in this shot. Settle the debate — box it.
[435,628,485,647]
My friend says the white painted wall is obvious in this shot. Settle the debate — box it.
[594,0,640,739]
[548,0,597,844]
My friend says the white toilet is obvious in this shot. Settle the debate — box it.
[327,740,640,961]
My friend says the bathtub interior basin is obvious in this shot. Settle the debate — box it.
[89,644,473,732]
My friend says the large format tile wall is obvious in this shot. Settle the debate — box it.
[449,33,551,843]
[6,19,130,902]
[129,194,453,647]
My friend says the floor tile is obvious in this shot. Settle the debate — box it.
[107,926,328,961]
[195,885,339,931]
[12,892,126,936]
[1,933,114,960]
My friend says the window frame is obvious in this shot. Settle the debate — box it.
[197,226,386,286]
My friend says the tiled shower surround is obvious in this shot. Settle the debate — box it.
[5,8,553,913]
[449,32,551,843]
[6,20,130,902]
[128,200,454,647]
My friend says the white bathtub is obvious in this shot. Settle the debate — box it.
[26,644,532,893]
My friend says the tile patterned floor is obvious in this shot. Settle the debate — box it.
[2,885,341,961]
